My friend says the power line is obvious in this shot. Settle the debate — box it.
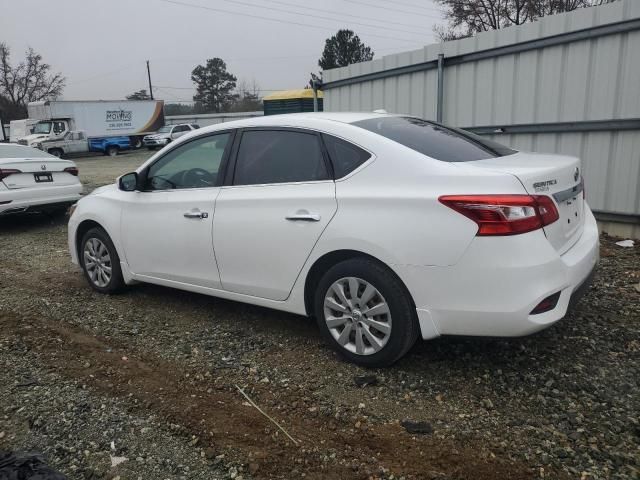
[216,0,430,37]
[343,0,444,19]
[262,0,430,31]
[370,0,443,13]
[157,0,425,44]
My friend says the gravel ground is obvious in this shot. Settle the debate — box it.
[0,152,638,479]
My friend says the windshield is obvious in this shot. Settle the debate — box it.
[33,122,52,134]
[157,126,172,133]
[351,116,516,162]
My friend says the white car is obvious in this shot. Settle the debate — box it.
[0,143,82,215]
[68,113,599,367]
[143,124,199,149]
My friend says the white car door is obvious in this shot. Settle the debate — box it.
[171,125,188,140]
[68,132,86,154]
[120,131,234,288]
[213,128,337,301]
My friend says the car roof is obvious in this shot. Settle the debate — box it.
[192,112,398,135]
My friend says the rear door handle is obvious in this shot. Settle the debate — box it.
[285,213,321,222]
[184,210,209,219]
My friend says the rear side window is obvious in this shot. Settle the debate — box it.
[233,130,329,185]
[322,134,371,178]
[352,117,516,162]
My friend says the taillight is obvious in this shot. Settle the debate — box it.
[0,168,21,181]
[63,166,79,176]
[439,194,559,236]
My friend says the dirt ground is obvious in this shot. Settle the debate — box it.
[0,151,638,479]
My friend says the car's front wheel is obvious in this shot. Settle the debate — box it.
[80,227,125,294]
[314,258,419,367]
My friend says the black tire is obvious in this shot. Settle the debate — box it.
[105,145,119,157]
[48,148,64,158]
[313,257,419,368]
[130,136,143,149]
[80,227,125,294]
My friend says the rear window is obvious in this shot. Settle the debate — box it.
[352,116,516,162]
[0,144,54,159]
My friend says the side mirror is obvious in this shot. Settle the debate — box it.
[118,172,139,191]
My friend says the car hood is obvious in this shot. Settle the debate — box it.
[20,134,49,143]
[88,183,118,196]
[145,133,170,139]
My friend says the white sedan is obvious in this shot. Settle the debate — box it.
[1,143,82,216]
[68,113,599,367]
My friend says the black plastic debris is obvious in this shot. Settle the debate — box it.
[354,375,378,388]
[0,451,67,480]
[401,420,433,435]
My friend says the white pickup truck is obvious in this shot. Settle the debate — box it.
[35,130,129,157]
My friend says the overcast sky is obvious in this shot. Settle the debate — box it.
[0,0,444,103]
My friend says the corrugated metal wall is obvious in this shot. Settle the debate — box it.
[324,0,640,230]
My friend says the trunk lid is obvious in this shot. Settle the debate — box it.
[1,157,78,189]
[465,152,585,254]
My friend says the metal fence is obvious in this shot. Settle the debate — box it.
[323,0,640,235]
[165,111,263,127]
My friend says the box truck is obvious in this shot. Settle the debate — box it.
[18,100,164,156]
[9,119,38,143]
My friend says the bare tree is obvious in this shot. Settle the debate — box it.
[0,43,65,120]
[433,0,617,40]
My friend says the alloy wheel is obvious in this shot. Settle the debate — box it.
[83,238,112,288]
[323,277,392,355]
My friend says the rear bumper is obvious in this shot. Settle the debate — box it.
[396,205,600,339]
[0,184,83,215]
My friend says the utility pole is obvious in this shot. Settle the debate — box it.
[146,60,154,100]
[309,72,322,112]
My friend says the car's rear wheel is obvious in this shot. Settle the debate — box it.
[80,227,125,294]
[314,258,419,367]
[105,145,119,157]
[130,136,143,149]
[48,148,63,158]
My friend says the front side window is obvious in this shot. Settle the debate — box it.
[233,130,329,186]
[352,116,516,162]
[53,121,66,135]
[145,133,230,190]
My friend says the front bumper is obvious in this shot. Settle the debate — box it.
[143,137,169,146]
[396,206,600,339]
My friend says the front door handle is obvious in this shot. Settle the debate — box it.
[184,210,208,219]
[285,213,321,222]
